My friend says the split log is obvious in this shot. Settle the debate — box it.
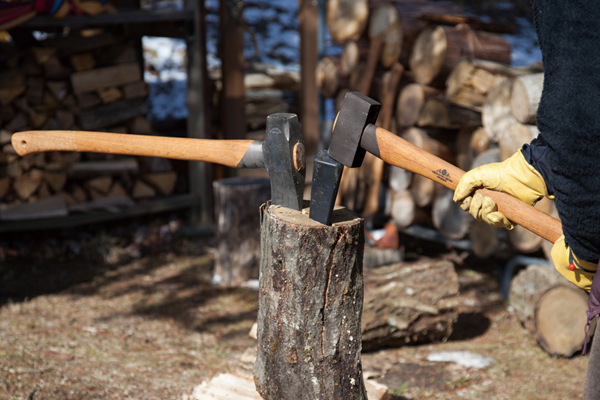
[384,1,464,65]
[432,187,470,240]
[70,62,142,94]
[68,158,139,175]
[410,25,511,88]
[141,172,177,196]
[388,165,412,193]
[315,56,347,98]
[255,204,367,400]
[482,77,517,141]
[446,59,541,111]
[213,177,270,286]
[455,127,484,171]
[361,259,460,350]
[0,176,11,198]
[78,99,148,130]
[510,73,544,124]
[359,3,399,96]
[132,180,156,199]
[469,220,507,259]
[509,264,592,357]
[498,123,538,161]
[466,148,506,258]
[389,189,416,228]
[340,39,368,76]
[97,87,122,104]
[396,83,442,128]
[13,169,43,199]
[377,3,402,69]
[325,0,369,43]
[122,81,149,100]
[508,196,552,254]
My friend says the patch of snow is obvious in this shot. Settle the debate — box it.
[503,17,542,67]
[427,351,496,369]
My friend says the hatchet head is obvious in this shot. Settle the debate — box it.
[309,92,381,224]
[262,113,306,211]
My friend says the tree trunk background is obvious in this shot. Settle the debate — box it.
[254,204,367,400]
[213,177,270,286]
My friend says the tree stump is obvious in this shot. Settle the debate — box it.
[509,264,592,357]
[254,204,367,400]
[213,177,270,286]
[361,259,460,350]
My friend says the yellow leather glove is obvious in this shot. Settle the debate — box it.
[551,235,597,292]
[453,150,553,229]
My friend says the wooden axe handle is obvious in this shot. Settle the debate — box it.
[12,130,256,168]
[372,126,563,243]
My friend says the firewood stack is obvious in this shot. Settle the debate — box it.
[0,31,180,221]
[320,0,549,261]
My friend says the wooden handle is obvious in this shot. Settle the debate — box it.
[373,126,563,243]
[359,37,384,96]
[12,130,256,168]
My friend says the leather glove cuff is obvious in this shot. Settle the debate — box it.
[551,235,598,292]
[500,150,553,204]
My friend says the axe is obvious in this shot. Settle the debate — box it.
[11,113,305,210]
[310,91,563,244]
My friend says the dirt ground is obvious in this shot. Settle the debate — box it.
[0,213,589,400]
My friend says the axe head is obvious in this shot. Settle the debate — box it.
[328,92,381,168]
[309,92,381,225]
[262,113,306,211]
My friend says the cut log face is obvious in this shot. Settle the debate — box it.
[389,189,416,228]
[255,204,367,400]
[362,259,460,350]
[411,26,511,89]
[316,57,343,98]
[499,123,539,161]
[326,0,369,43]
[469,220,506,259]
[432,187,470,240]
[509,265,592,357]
[508,196,551,253]
[510,73,543,124]
[536,286,591,357]
[482,77,517,141]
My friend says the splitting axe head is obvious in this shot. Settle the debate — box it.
[309,92,381,225]
[11,113,306,210]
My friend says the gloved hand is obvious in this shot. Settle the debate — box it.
[551,235,597,292]
[453,150,552,229]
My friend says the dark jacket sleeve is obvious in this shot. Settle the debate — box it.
[530,0,600,263]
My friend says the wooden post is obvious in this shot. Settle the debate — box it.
[213,177,270,286]
[187,0,212,224]
[254,204,367,400]
[220,0,247,142]
[298,0,319,156]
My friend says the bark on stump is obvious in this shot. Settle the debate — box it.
[254,204,367,400]
[213,177,270,286]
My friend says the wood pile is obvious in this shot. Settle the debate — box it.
[320,0,548,261]
[0,31,180,221]
[208,63,301,132]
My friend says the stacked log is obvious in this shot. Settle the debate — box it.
[209,64,300,132]
[0,31,186,221]
[321,1,553,258]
